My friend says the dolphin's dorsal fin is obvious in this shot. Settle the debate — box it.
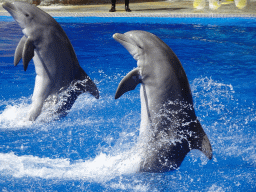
[22,37,34,71]
[190,120,213,160]
[14,35,27,66]
[115,67,141,99]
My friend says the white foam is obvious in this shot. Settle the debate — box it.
[0,152,140,182]
[0,99,33,129]
[208,184,225,192]
[0,94,99,129]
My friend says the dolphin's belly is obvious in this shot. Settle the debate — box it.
[139,85,151,139]
[33,46,75,91]
[33,51,48,77]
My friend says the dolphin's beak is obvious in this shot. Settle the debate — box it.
[113,33,140,61]
[2,2,27,29]
[113,33,136,46]
[2,2,15,14]
[112,33,119,40]
[113,33,126,44]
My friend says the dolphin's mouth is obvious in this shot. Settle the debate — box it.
[2,2,27,29]
[113,33,140,60]
[2,2,16,14]
[113,33,139,48]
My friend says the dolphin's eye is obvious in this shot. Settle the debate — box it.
[25,13,29,17]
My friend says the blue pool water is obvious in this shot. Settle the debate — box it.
[0,16,255,191]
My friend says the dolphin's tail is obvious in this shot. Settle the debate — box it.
[76,69,99,99]
[189,120,213,160]
[54,77,99,118]
[79,76,99,99]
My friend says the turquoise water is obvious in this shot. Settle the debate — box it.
[0,16,255,191]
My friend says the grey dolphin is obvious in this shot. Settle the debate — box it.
[113,30,212,172]
[2,2,99,121]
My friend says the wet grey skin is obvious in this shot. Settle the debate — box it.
[113,30,212,172]
[2,2,99,121]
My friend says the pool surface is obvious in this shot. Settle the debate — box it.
[0,16,255,191]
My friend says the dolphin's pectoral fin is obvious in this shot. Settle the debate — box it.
[115,67,141,99]
[189,120,213,160]
[14,35,27,66]
[22,37,34,71]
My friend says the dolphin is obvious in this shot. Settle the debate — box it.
[113,30,212,172]
[2,2,99,121]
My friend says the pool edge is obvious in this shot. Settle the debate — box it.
[0,11,255,18]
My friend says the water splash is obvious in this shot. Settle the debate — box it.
[0,97,33,128]
[0,76,255,191]
[191,77,256,168]
[0,151,141,181]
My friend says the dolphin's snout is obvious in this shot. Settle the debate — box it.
[2,2,13,9]
[113,33,123,41]
[113,33,118,38]
[2,2,16,14]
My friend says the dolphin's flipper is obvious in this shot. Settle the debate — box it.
[14,35,27,66]
[189,120,213,160]
[22,37,34,71]
[115,67,141,99]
